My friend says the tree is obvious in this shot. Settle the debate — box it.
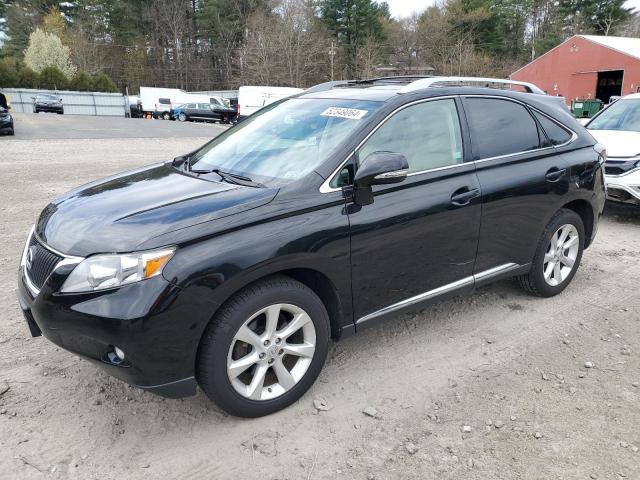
[39,65,68,89]
[0,58,19,87]
[92,73,118,92]
[70,71,94,91]
[24,28,77,78]
[320,0,388,76]
[18,65,40,88]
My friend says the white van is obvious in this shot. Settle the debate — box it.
[237,86,303,120]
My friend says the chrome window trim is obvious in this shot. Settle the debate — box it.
[356,263,520,324]
[320,94,578,193]
[463,95,578,163]
[21,228,83,297]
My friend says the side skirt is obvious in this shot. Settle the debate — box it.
[355,262,530,331]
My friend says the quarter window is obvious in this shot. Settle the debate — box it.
[532,111,572,146]
[358,99,464,174]
[465,98,540,159]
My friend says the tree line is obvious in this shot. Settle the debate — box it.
[0,0,636,94]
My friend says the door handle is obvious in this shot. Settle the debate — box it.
[545,167,567,182]
[451,187,480,206]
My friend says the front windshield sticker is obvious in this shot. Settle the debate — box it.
[321,107,368,120]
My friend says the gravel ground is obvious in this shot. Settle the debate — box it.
[0,116,639,479]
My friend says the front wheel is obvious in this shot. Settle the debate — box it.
[517,208,584,297]
[162,111,170,120]
[197,276,330,417]
[178,113,187,122]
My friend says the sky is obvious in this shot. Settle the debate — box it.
[379,0,640,19]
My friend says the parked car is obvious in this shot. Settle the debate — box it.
[0,92,14,136]
[33,94,64,114]
[173,99,236,123]
[237,85,303,121]
[585,94,640,205]
[17,76,606,417]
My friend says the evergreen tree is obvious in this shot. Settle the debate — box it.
[320,0,388,76]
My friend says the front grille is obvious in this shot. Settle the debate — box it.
[605,166,625,175]
[605,160,638,176]
[25,235,63,290]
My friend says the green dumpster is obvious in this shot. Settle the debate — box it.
[571,99,603,118]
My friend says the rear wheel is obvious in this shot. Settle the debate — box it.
[197,276,330,417]
[518,209,584,297]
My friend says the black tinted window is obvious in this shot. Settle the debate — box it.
[533,111,572,146]
[466,98,540,159]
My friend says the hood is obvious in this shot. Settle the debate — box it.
[587,129,640,158]
[36,163,277,256]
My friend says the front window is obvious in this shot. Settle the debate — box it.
[189,98,383,186]
[588,99,640,132]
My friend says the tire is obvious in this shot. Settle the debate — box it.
[197,275,330,417]
[8,128,14,136]
[162,112,170,120]
[517,208,584,297]
[178,113,187,122]
[57,110,63,115]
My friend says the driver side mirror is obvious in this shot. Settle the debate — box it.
[353,152,409,206]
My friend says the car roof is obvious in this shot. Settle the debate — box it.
[618,93,640,100]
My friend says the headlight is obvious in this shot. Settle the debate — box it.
[60,247,175,293]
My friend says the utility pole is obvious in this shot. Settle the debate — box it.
[329,41,337,81]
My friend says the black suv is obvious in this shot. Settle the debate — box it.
[174,98,236,124]
[17,77,606,417]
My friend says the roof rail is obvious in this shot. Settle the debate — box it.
[399,77,545,95]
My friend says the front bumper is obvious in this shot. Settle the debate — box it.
[35,105,63,113]
[16,263,213,398]
[604,164,640,205]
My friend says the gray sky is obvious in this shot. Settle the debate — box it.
[379,0,640,19]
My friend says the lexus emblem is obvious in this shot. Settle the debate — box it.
[26,246,37,270]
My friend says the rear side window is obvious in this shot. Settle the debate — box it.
[465,98,540,159]
[532,111,572,146]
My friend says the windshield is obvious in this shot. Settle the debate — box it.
[588,99,640,132]
[37,94,58,101]
[189,98,382,186]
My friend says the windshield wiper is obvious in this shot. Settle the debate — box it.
[189,167,265,188]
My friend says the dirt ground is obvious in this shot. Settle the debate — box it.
[1,114,639,480]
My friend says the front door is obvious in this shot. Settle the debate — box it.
[346,98,482,326]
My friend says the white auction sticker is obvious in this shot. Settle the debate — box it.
[320,107,368,120]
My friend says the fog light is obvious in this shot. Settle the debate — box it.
[114,346,125,360]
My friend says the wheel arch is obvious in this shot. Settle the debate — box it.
[561,199,594,248]
[200,267,347,345]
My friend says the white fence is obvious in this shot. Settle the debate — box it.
[2,88,126,116]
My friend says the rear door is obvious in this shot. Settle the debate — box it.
[462,96,572,277]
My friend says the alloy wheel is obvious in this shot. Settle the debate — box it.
[543,224,579,286]
[227,303,316,401]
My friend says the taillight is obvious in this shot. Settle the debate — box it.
[593,143,607,165]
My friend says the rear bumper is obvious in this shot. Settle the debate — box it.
[16,266,213,398]
[0,119,13,131]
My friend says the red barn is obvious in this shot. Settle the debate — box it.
[511,35,640,104]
